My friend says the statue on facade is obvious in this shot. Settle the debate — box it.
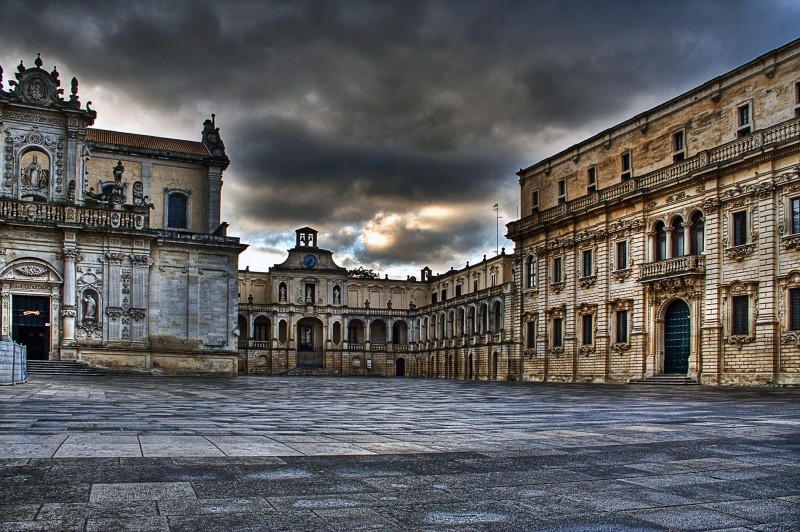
[22,155,42,187]
[279,284,287,301]
[83,293,97,321]
[333,286,341,304]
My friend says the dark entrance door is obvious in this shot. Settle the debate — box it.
[395,357,405,377]
[12,295,50,360]
[664,299,690,374]
[296,323,323,368]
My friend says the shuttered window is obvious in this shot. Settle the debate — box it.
[616,310,628,344]
[732,295,749,336]
[552,318,563,348]
[582,314,593,345]
[790,289,800,331]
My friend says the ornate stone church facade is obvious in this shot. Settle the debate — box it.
[239,39,800,385]
[0,55,246,374]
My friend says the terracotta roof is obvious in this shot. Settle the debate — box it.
[87,128,209,156]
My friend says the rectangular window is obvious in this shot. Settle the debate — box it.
[432,293,438,304]
[732,295,749,336]
[616,310,628,344]
[795,82,800,118]
[441,289,447,302]
[616,241,628,270]
[737,103,751,137]
[531,190,539,213]
[553,257,562,283]
[673,130,685,163]
[733,211,748,246]
[791,288,800,331]
[792,198,800,235]
[254,324,269,341]
[620,152,632,180]
[552,318,563,348]
[473,280,478,292]
[455,284,462,297]
[581,314,593,345]
[582,249,593,277]
[526,321,536,349]
[557,179,567,204]
[526,258,535,289]
[490,273,497,287]
[587,167,597,194]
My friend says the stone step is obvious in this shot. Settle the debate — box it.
[629,374,699,385]
[285,367,336,377]
[27,360,104,376]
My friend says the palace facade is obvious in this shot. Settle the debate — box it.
[508,39,800,385]
[239,38,800,385]
[0,55,245,375]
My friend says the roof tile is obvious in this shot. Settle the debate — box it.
[87,128,209,156]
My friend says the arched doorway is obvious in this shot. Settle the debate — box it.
[396,357,406,377]
[664,299,690,374]
[297,317,324,368]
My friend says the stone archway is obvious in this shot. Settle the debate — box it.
[395,357,406,377]
[0,258,63,360]
[296,316,324,368]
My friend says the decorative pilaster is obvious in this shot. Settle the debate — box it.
[60,248,80,343]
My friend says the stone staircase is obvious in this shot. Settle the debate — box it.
[629,374,699,385]
[27,360,105,376]
[285,367,336,377]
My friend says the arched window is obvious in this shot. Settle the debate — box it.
[332,322,342,345]
[654,221,667,261]
[690,211,705,254]
[167,192,188,229]
[671,216,685,258]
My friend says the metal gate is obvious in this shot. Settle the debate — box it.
[664,299,690,374]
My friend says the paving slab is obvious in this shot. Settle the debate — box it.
[0,374,797,530]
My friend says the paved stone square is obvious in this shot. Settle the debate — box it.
[0,376,799,530]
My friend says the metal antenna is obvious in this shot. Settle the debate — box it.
[494,203,502,255]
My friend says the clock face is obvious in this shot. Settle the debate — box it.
[303,254,318,268]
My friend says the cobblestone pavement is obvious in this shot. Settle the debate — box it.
[0,376,798,531]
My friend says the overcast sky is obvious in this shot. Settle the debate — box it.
[1,1,797,277]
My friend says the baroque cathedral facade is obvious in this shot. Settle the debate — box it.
[238,38,800,385]
[4,38,800,386]
[0,55,245,375]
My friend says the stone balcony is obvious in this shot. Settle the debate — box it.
[638,255,705,282]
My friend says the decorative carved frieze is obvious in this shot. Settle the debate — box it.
[106,306,123,320]
[578,275,596,289]
[724,244,756,262]
[15,265,46,276]
[610,343,631,353]
[549,281,566,294]
[611,268,632,282]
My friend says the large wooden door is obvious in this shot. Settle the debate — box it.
[664,300,690,374]
[12,295,50,360]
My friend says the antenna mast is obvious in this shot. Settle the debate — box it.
[494,203,502,255]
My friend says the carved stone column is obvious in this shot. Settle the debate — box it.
[1,290,10,338]
[61,249,80,343]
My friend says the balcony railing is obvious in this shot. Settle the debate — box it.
[638,255,705,282]
[508,116,800,238]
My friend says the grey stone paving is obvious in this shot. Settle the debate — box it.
[0,375,798,530]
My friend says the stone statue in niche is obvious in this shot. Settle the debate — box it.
[20,153,50,190]
[279,285,287,301]
[83,292,97,321]
[333,286,341,304]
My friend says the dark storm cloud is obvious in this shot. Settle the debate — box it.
[1,0,797,272]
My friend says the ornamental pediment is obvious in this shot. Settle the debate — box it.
[0,258,63,283]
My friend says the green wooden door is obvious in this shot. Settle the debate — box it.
[664,300,690,374]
